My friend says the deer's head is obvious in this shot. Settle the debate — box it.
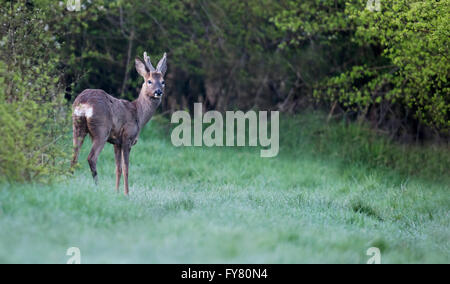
[135,52,167,99]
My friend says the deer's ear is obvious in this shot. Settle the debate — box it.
[156,53,167,76]
[135,58,148,78]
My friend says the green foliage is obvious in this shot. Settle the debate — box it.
[0,1,70,182]
[274,0,449,133]
[272,0,350,46]
[350,0,450,130]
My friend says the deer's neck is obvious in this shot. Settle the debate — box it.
[134,93,161,129]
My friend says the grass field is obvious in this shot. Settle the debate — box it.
[0,114,448,263]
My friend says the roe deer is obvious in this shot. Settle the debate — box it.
[71,52,167,195]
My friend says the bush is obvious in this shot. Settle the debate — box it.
[0,1,70,182]
[324,0,450,131]
[273,0,450,137]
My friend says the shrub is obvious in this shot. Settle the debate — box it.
[0,1,70,182]
[326,0,450,131]
[273,0,450,136]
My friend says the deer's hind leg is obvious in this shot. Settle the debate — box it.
[87,137,107,185]
[85,117,111,185]
[88,137,106,185]
[71,116,88,170]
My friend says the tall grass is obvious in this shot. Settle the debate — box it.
[279,112,450,181]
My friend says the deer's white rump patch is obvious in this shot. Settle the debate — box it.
[73,104,93,118]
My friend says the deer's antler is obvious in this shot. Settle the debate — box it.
[143,52,156,72]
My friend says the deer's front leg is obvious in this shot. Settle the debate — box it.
[121,144,131,196]
[114,144,122,193]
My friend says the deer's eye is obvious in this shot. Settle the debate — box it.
[147,80,152,85]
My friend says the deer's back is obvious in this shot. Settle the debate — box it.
[73,89,137,141]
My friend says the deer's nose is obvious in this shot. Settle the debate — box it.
[154,89,163,97]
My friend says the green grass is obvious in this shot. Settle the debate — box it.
[0,113,449,263]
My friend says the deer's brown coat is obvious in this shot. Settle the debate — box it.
[71,52,167,195]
